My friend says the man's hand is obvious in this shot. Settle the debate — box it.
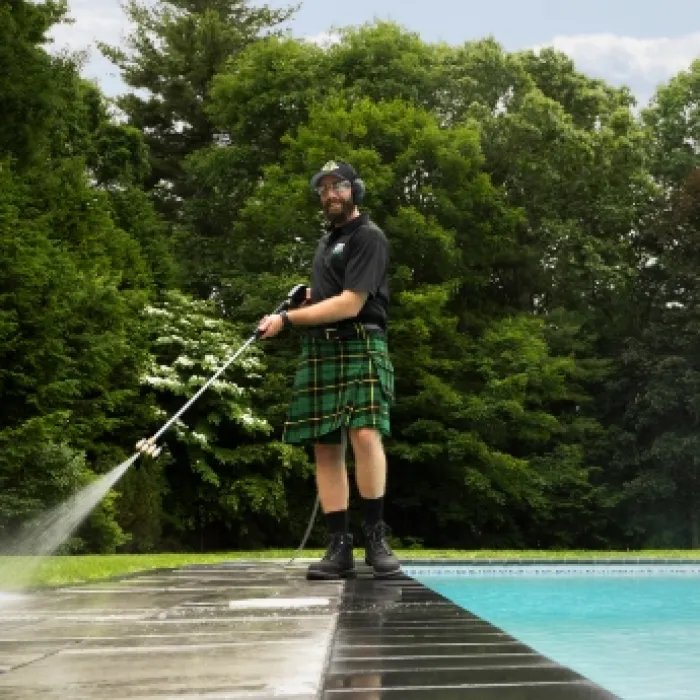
[257,313,285,339]
[258,290,365,335]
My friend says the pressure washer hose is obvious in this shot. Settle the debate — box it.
[285,496,320,567]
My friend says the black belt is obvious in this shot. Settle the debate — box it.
[307,323,385,340]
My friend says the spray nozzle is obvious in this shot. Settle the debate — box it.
[135,437,162,460]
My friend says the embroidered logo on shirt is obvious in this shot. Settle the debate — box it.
[332,242,345,255]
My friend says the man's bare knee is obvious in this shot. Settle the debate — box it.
[349,427,382,453]
[314,443,345,469]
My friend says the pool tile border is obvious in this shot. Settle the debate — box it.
[399,558,700,565]
[400,559,700,576]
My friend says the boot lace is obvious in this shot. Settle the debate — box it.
[322,532,346,560]
[366,522,393,555]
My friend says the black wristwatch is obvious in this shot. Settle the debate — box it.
[280,310,292,329]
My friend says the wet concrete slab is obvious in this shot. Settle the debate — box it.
[0,562,621,699]
[0,561,339,699]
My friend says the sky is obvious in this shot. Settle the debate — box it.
[48,0,700,107]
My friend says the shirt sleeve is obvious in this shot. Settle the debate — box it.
[343,227,388,296]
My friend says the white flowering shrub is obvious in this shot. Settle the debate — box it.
[137,290,309,548]
[142,290,270,438]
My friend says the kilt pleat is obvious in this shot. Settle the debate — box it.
[282,334,394,444]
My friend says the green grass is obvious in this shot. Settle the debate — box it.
[2,549,700,589]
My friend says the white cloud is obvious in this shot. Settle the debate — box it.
[47,0,135,96]
[535,32,700,106]
[49,0,127,51]
[303,31,341,48]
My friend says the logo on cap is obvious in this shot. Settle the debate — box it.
[321,161,340,172]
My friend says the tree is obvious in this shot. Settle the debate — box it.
[99,0,295,216]
[609,172,700,548]
[0,156,150,551]
[643,58,700,188]
[0,0,70,168]
[474,71,646,321]
[589,61,700,549]
[181,34,329,298]
[0,0,163,551]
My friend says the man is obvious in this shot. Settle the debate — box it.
[257,160,401,580]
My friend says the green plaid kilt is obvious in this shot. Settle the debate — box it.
[282,332,394,445]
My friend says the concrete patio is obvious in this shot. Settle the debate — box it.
[0,561,619,699]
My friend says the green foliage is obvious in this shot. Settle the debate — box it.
[328,22,446,107]
[6,6,700,552]
[99,0,299,297]
[115,458,166,553]
[0,0,70,167]
[209,36,332,165]
[0,0,162,552]
[606,168,700,547]
[0,415,87,529]
[643,59,700,187]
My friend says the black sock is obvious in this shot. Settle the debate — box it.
[362,497,384,527]
[325,509,349,534]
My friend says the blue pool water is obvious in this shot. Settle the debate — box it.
[416,570,700,700]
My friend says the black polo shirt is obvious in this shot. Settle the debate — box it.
[310,213,389,329]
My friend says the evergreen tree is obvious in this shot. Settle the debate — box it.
[0,0,162,551]
[100,0,295,198]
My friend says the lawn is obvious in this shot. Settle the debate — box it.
[2,549,699,588]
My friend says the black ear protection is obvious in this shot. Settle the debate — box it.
[351,177,366,205]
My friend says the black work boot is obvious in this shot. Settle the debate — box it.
[363,521,401,578]
[306,532,355,580]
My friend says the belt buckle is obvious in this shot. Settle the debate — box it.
[324,327,337,340]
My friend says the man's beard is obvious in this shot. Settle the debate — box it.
[323,199,355,226]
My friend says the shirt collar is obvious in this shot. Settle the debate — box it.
[329,212,368,237]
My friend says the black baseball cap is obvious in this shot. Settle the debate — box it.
[309,160,358,189]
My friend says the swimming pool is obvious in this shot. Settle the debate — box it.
[410,565,700,700]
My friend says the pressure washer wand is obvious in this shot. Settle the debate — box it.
[135,335,258,458]
[135,284,307,459]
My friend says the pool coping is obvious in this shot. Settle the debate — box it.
[320,570,620,699]
[398,557,700,565]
